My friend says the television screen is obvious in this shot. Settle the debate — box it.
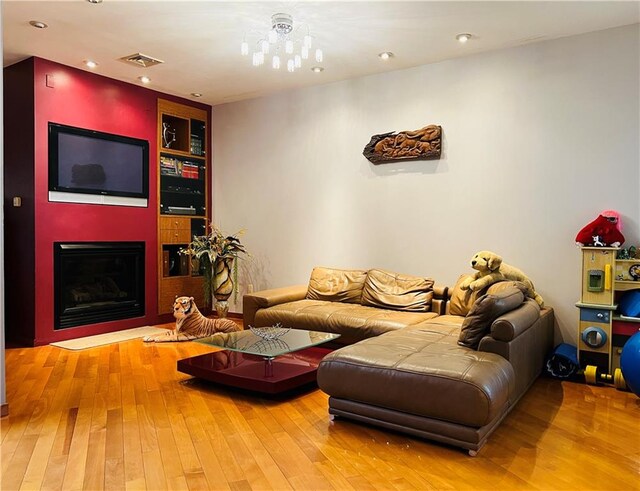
[49,123,149,199]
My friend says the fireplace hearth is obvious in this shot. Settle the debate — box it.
[54,242,145,329]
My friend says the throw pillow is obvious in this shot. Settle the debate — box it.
[486,280,530,296]
[458,286,525,349]
[362,269,434,312]
[306,267,368,304]
[449,274,481,316]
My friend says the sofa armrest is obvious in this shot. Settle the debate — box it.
[432,285,449,315]
[490,299,541,342]
[478,306,554,400]
[242,285,308,327]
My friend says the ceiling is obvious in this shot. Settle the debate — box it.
[3,1,639,106]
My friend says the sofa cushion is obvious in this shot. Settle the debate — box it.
[449,274,481,316]
[254,299,438,344]
[306,267,367,304]
[458,286,525,349]
[317,326,516,427]
[362,269,434,312]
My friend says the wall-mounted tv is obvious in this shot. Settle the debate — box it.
[48,122,149,200]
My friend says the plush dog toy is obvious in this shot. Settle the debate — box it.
[575,210,625,247]
[460,251,544,307]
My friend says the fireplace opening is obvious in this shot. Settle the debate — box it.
[54,242,145,329]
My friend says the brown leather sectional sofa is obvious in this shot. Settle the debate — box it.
[243,267,554,455]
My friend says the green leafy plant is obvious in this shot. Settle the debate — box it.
[180,224,248,306]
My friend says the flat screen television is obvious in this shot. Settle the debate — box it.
[49,122,149,200]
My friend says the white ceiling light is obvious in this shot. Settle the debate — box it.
[138,76,151,84]
[86,0,103,3]
[29,20,48,29]
[456,33,472,43]
[378,51,394,60]
[241,13,323,73]
[84,60,98,68]
[311,66,324,73]
[191,93,202,98]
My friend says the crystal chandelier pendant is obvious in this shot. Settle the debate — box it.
[287,59,295,72]
[285,40,294,54]
[272,54,281,69]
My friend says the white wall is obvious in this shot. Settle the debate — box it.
[213,24,640,343]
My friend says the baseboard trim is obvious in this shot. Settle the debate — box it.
[1,403,8,417]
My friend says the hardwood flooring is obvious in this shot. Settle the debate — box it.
[2,323,640,490]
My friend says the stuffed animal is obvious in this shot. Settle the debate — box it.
[460,251,544,307]
[143,296,240,342]
[575,210,625,247]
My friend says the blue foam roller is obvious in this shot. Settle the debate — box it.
[546,343,579,379]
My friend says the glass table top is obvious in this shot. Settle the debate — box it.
[195,327,340,358]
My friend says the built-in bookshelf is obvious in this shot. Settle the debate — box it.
[157,99,209,315]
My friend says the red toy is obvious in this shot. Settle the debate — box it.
[575,210,625,247]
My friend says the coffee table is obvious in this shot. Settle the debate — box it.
[177,328,340,394]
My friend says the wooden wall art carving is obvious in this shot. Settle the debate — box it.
[363,124,442,164]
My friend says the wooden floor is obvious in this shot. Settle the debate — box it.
[2,324,640,490]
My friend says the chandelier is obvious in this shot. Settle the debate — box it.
[241,13,324,72]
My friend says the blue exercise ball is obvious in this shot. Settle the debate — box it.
[621,331,640,398]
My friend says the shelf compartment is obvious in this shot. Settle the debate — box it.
[161,114,190,153]
[162,244,190,277]
[160,154,205,179]
[190,119,206,156]
[160,154,206,216]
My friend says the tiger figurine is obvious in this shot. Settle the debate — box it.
[143,296,240,342]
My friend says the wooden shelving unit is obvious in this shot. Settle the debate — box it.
[576,247,640,387]
[157,99,209,315]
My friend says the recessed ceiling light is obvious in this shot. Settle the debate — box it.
[138,76,151,84]
[86,0,103,3]
[378,52,394,60]
[29,20,48,29]
[191,93,202,98]
[456,33,472,43]
[311,66,324,73]
[84,60,98,69]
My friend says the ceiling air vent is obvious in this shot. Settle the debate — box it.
[119,53,164,68]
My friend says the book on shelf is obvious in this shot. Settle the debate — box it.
[160,156,178,175]
[182,163,200,179]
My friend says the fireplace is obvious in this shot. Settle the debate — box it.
[54,242,145,329]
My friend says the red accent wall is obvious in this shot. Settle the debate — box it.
[4,57,211,345]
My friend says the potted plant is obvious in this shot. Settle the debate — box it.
[180,224,248,317]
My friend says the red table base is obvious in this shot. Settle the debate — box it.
[177,346,332,394]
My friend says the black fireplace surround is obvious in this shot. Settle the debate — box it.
[54,242,145,329]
